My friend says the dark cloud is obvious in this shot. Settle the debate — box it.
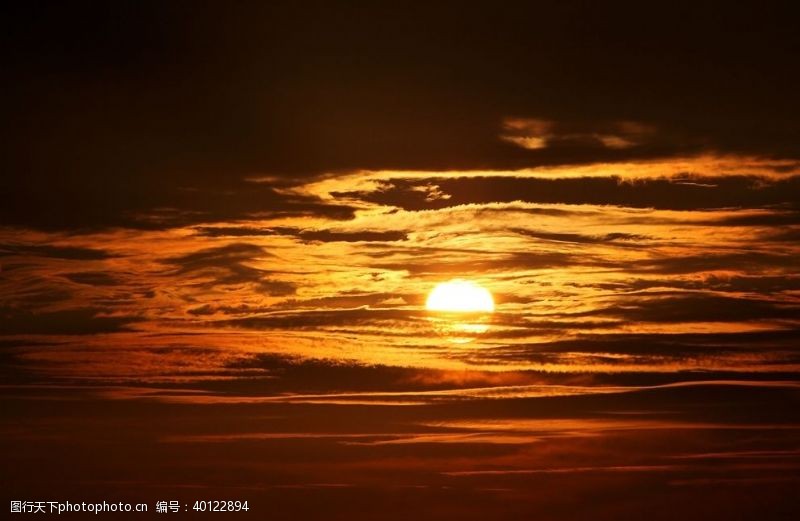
[708,211,800,226]
[340,175,800,212]
[601,294,800,324]
[512,229,649,245]
[62,271,120,286]
[476,206,587,218]
[224,308,427,331]
[367,247,576,275]
[194,227,278,237]
[500,118,662,151]
[278,292,415,310]
[164,243,295,295]
[288,229,408,243]
[186,304,219,316]
[0,307,141,335]
[462,329,800,366]
[166,243,268,272]
[0,244,115,260]
[223,307,620,336]
[4,3,800,230]
[621,275,800,295]
[189,292,414,317]
[0,180,356,232]
[222,353,516,394]
[196,226,408,243]
[767,228,800,243]
[632,252,798,275]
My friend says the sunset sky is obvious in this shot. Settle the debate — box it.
[2,3,800,519]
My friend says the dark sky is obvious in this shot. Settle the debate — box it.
[3,1,799,230]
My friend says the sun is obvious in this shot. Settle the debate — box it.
[425,279,495,313]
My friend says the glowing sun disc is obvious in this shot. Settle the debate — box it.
[425,279,495,313]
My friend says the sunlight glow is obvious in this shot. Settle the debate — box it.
[425,279,495,313]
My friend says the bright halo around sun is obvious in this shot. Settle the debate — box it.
[425,279,495,313]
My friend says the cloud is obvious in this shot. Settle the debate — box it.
[708,210,800,226]
[223,308,424,331]
[0,307,141,335]
[600,294,800,324]
[511,228,649,245]
[368,249,575,275]
[620,275,800,295]
[277,292,418,311]
[2,179,357,231]
[166,243,268,271]
[339,175,800,212]
[195,226,408,243]
[62,271,121,286]
[194,227,278,237]
[501,118,659,150]
[463,329,800,365]
[0,244,115,260]
[164,243,295,295]
[286,229,408,243]
[632,252,798,275]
